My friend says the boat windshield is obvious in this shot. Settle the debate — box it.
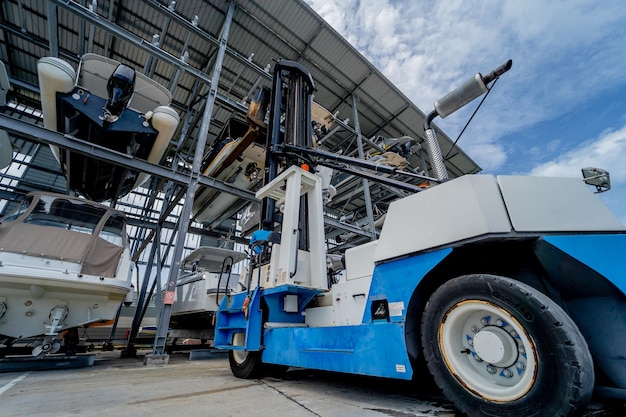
[100,213,126,247]
[23,195,107,236]
[1,195,33,222]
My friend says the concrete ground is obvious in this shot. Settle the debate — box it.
[0,349,624,417]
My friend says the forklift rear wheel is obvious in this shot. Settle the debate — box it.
[421,274,594,417]
[228,332,263,379]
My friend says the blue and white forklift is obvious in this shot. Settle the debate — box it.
[214,59,626,417]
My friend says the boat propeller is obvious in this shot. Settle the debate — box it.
[32,337,61,357]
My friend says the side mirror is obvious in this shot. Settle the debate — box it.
[582,167,610,193]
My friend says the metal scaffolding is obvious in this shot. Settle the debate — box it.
[0,0,480,356]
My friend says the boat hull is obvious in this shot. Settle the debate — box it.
[0,192,133,343]
[169,247,245,339]
[0,254,131,340]
[193,140,265,225]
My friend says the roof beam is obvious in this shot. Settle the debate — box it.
[51,0,214,86]
[143,0,272,82]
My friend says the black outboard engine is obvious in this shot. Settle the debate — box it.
[103,63,135,122]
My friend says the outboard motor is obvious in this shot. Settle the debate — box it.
[103,63,136,122]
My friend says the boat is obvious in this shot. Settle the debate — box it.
[192,92,335,228]
[37,53,179,202]
[0,192,133,356]
[169,246,247,342]
[192,118,266,227]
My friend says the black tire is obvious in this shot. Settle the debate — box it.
[228,333,263,379]
[421,274,594,417]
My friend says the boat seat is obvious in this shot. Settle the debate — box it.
[79,53,172,113]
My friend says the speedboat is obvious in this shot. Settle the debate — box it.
[37,53,179,202]
[169,246,247,342]
[0,192,133,356]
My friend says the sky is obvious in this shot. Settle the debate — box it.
[305,0,626,224]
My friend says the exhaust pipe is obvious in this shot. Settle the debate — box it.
[424,60,513,181]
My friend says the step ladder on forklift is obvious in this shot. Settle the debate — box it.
[213,234,270,352]
[214,286,263,352]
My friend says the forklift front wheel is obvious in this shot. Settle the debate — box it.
[229,333,263,379]
[421,274,594,417]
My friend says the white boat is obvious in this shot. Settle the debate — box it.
[37,53,179,202]
[169,246,247,341]
[0,192,133,356]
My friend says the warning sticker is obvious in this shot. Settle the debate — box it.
[164,291,175,305]
[389,301,404,317]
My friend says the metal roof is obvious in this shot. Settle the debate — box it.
[0,0,481,250]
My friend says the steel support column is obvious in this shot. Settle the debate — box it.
[352,95,376,239]
[150,2,235,357]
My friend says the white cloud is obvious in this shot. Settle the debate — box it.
[462,141,508,172]
[306,0,626,169]
[306,0,626,222]
[525,123,626,225]
[529,123,626,182]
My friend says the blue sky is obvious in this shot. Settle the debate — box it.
[306,0,626,224]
